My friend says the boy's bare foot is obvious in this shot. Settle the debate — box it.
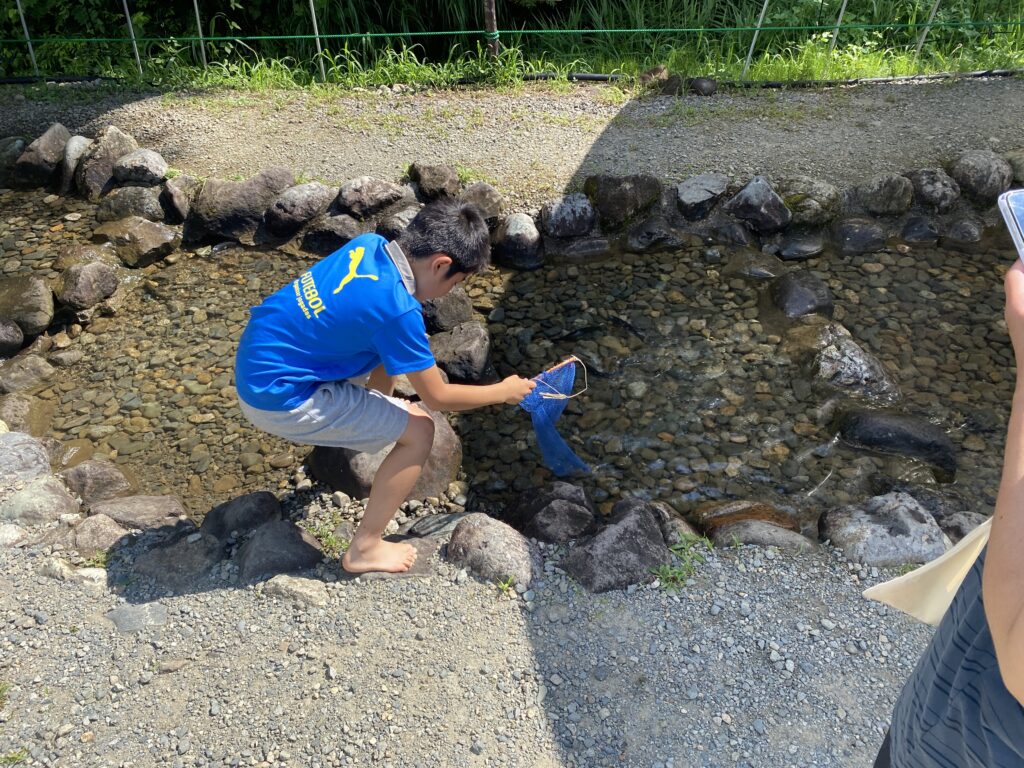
[342,538,417,574]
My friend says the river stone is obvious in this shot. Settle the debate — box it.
[702,213,756,247]
[721,250,785,281]
[833,217,887,254]
[409,163,460,200]
[376,204,422,241]
[75,126,138,201]
[583,173,662,231]
[547,236,615,264]
[200,490,281,542]
[301,212,362,255]
[0,394,37,434]
[335,176,405,219]
[943,218,984,250]
[625,215,690,253]
[460,181,503,220]
[504,481,594,530]
[263,181,335,237]
[59,136,92,196]
[59,459,132,508]
[0,276,54,336]
[768,271,833,319]
[106,603,168,634]
[188,166,294,244]
[814,328,900,402]
[691,499,799,532]
[492,213,542,270]
[93,216,181,267]
[235,520,323,581]
[0,319,23,358]
[112,149,168,185]
[54,242,118,271]
[90,495,187,530]
[524,498,595,543]
[401,512,472,539]
[540,194,597,238]
[0,432,50,483]
[868,478,983,543]
[430,321,492,383]
[676,172,729,221]
[14,123,71,189]
[775,175,840,226]
[96,185,165,223]
[862,173,914,215]
[834,408,957,482]
[951,149,1013,202]
[58,513,128,558]
[421,285,472,334]
[904,168,960,212]
[0,356,56,394]
[0,523,24,548]
[0,138,26,188]
[55,261,119,310]
[307,407,462,501]
[901,216,939,244]
[132,528,224,591]
[722,176,792,233]
[561,499,671,593]
[161,175,202,223]
[820,492,947,566]
[447,513,539,587]
[1006,148,1024,183]
[264,574,329,607]
[778,230,825,261]
[0,476,80,525]
[711,520,819,552]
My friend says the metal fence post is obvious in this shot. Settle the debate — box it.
[120,0,144,76]
[308,0,327,81]
[192,0,207,68]
[15,0,40,78]
[829,0,850,52]
[742,0,771,79]
[915,0,943,57]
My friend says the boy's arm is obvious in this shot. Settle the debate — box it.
[983,261,1024,706]
[406,365,534,412]
[367,364,395,397]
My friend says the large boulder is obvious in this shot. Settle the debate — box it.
[409,163,460,200]
[59,136,92,196]
[862,173,914,215]
[334,176,405,219]
[775,176,840,226]
[561,499,671,593]
[460,182,503,220]
[93,216,181,267]
[264,182,335,237]
[161,175,202,223]
[540,194,597,238]
[376,204,422,241]
[421,285,473,334]
[0,432,51,484]
[0,476,80,525]
[200,491,281,541]
[834,407,957,482]
[89,495,186,530]
[583,174,662,231]
[0,319,23,358]
[832,217,887,255]
[235,520,323,581]
[951,150,1013,202]
[58,459,132,508]
[807,323,900,402]
[112,149,168,185]
[0,355,56,394]
[675,173,729,221]
[722,176,791,233]
[307,407,461,501]
[492,214,542,270]
[54,513,129,558]
[778,230,826,261]
[188,166,294,244]
[447,513,540,587]
[0,138,27,188]
[504,481,594,530]
[132,528,225,591]
[55,261,120,310]
[710,520,818,553]
[1006,148,1024,184]
[75,126,139,201]
[690,499,800,533]
[430,321,492,383]
[904,169,960,213]
[768,271,833,319]
[820,492,947,566]
[625,215,693,254]
[300,213,362,256]
[96,185,165,223]
[0,276,54,336]
[14,123,71,189]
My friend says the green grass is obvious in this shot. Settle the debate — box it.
[299,511,350,559]
[652,532,714,591]
[494,575,516,596]
[0,682,10,708]
[81,550,109,569]
[0,750,27,767]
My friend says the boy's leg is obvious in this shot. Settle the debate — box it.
[366,363,396,397]
[342,404,435,573]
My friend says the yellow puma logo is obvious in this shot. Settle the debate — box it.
[332,246,378,294]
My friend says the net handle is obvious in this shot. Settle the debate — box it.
[535,355,589,399]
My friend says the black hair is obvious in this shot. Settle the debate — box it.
[397,199,490,277]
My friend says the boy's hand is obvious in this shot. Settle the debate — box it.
[502,375,536,405]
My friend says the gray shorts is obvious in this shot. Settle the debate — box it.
[238,378,410,454]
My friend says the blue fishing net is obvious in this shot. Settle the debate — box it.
[518,361,591,477]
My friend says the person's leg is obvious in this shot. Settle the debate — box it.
[873,730,892,768]
[366,363,396,397]
[342,404,435,573]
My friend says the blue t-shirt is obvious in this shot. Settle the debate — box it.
[889,546,1024,767]
[235,233,434,411]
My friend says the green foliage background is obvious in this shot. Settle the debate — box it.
[1,0,1022,78]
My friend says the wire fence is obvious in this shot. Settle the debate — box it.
[5,0,1024,81]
